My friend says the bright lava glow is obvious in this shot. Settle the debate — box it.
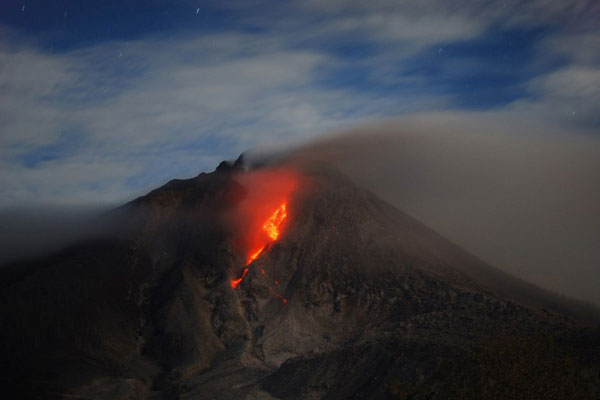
[263,203,287,241]
[231,201,289,288]
[246,246,266,265]
[245,201,288,265]
[230,268,248,289]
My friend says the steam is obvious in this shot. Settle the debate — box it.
[263,111,600,305]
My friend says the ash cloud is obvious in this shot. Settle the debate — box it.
[0,205,126,265]
[267,112,600,305]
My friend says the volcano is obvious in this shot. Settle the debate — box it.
[1,155,599,399]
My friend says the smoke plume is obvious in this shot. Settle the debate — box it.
[264,111,600,305]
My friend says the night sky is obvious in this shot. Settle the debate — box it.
[1,0,599,205]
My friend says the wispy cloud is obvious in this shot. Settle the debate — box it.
[0,0,599,206]
[0,33,441,206]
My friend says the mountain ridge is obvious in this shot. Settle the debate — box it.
[1,157,598,399]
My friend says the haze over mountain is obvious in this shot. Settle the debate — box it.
[261,114,600,306]
[1,155,598,399]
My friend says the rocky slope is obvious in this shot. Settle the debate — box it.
[1,157,599,399]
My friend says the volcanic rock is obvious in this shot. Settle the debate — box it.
[1,158,599,399]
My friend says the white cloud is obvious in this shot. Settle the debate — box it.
[544,32,600,65]
[533,66,600,101]
[0,47,71,148]
[1,31,447,207]
[505,66,600,128]
[307,12,483,46]
[1,0,599,206]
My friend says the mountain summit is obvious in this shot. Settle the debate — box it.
[1,157,599,399]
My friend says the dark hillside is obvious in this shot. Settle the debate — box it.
[1,158,598,399]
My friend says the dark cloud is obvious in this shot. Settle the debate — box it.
[0,206,111,265]
[279,112,600,305]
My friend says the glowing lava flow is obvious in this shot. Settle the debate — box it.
[245,202,288,265]
[246,246,265,266]
[230,268,248,289]
[230,201,288,288]
[263,203,287,241]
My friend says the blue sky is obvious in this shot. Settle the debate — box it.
[1,0,599,206]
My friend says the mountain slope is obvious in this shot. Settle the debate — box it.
[0,157,598,399]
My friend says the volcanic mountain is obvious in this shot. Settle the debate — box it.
[1,156,599,399]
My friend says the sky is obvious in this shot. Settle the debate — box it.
[1,0,599,206]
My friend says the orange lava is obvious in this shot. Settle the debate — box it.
[230,268,248,289]
[232,168,299,258]
[244,201,288,264]
[263,203,287,241]
[230,202,287,288]
[246,246,266,265]
[228,167,302,293]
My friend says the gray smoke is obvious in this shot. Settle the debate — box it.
[0,204,123,265]
[270,111,600,305]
